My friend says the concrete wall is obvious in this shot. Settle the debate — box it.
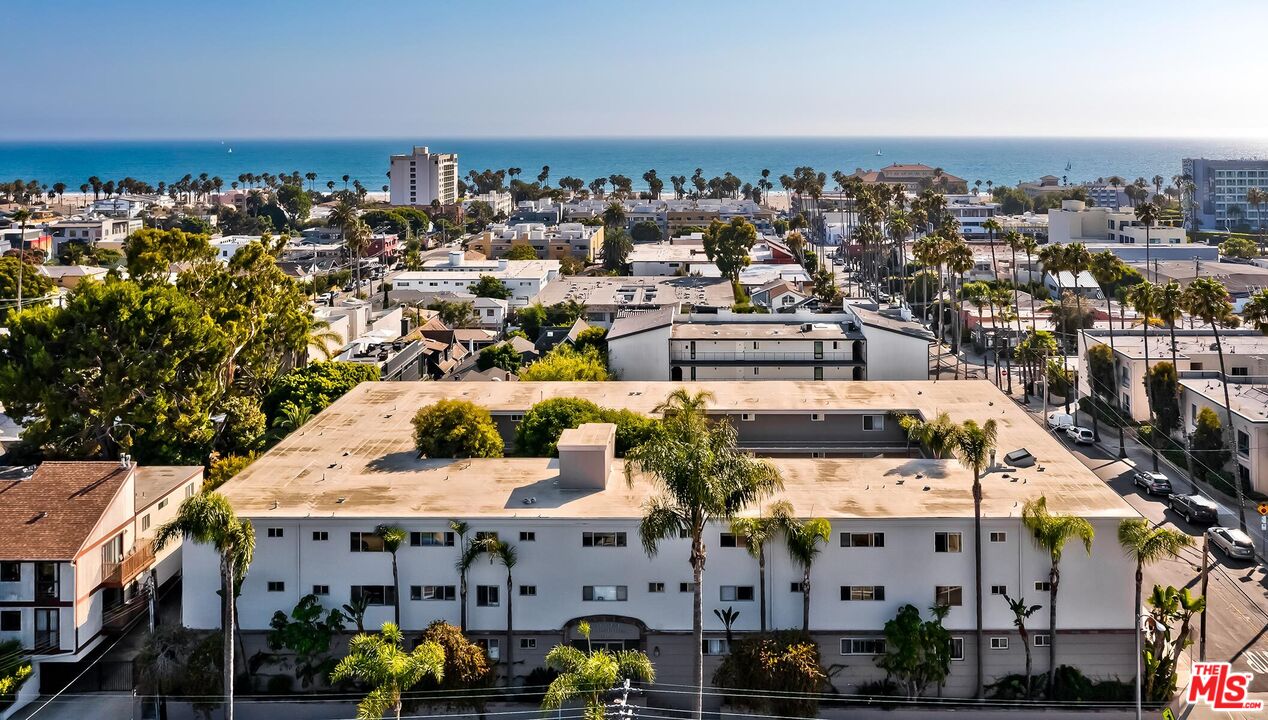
[607,325,672,381]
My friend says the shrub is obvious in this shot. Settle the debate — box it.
[712,631,828,718]
[519,345,610,381]
[514,399,662,457]
[411,400,504,458]
[407,621,494,712]
[263,361,379,420]
[204,453,257,492]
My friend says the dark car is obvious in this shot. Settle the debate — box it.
[1167,493,1220,524]
[1133,471,1173,496]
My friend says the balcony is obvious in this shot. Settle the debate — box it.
[670,350,862,364]
[103,539,155,588]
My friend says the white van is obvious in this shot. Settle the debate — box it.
[1046,412,1074,431]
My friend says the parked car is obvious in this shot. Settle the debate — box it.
[1206,526,1256,561]
[1047,412,1074,431]
[1065,426,1094,445]
[1167,493,1220,524]
[1133,471,1173,496]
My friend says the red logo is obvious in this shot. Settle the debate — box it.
[1187,662,1262,711]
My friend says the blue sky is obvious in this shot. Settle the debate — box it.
[4,0,1265,139]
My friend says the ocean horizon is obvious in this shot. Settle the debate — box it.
[3,136,1267,195]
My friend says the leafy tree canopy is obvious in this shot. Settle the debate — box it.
[712,631,829,717]
[0,257,53,302]
[476,342,522,374]
[703,217,757,281]
[630,220,662,244]
[1220,235,1259,259]
[263,361,379,420]
[504,244,539,261]
[519,345,610,381]
[124,227,215,284]
[471,275,511,299]
[411,399,504,458]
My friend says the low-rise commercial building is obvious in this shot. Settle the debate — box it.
[393,252,560,307]
[529,276,735,326]
[1180,376,1268,494]
[1047,200,1186,245]
[467,223,604,262]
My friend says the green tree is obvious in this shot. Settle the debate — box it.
[471,275,511,299]
[1116,519,1192,704]
[573,326,608,355]
[703,217,757,282]
[411,400,504,458]
[154,493,255,720]
[427,299,478,328]
[1189,407,1230,483]
[0,257,52,304]
[412,621,494,711]
[729,501,794,633]
[1219,235,1259,259]
[712,631,828,718]
[375,524,407,626]
[785,517,831,633]
[123,227,216,284]
[514,397,604,456]
[277,183,312,224]
[897,411,960,459]
[504,244,538,260]
[263,361,378,420]
[482,539,518,682]
[1021,496,1094,694]
[217,395,267,455]
[811,266,838,304]
[1002,594,1043,698]
[1145,362,1181,437]
[204,453,256,492]
[875,604,952,699]
[601,201,627,229]
[601,227,633,272]
[1143,585,1205,701]
[559,253,586,275]
[267,594,346,688]
[542,621,655,720]
[624,389,782,719]
[514,303,548,340]
[630,220,662,244]
[955,418,997,698]
[476,342,522,373]
[0,281,229,463]
[1086,344,1116,403]
[330,623,445,720]
[519,345,610,381]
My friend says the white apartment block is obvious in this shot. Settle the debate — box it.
[1184,157,1268,231]
[181,381,1136,702]
[1181,377,1268,495]
[389,146,458,207]
[1047,200,1186,245]
[47,215,142,251]
[463,191,514,217]
[392,251,560,307]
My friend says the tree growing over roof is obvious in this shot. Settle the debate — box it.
[504,244,538,261]
[471,275,511,299]
[519,345,610,381]
[703,217,758,282]
[476,342,522,374]
[410,399,504,458]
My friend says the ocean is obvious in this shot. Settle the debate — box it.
[2,137,1267,194]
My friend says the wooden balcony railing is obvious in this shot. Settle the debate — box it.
[103,539,155,587]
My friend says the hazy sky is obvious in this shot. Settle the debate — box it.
[5,0,1266,139]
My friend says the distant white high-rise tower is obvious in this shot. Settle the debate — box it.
[388,146,458,207]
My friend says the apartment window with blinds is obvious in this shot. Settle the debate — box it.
[582,585,628,602]
[411,585,456,601]
[350,532,385,552]
[936,586,964,607]
[841,586,885,601]
[934,532,963,553]
[720,586,754,602]
[840,638,886,655]
[582,532,626,547]
[841,532,884,548]
[410,531,455,547]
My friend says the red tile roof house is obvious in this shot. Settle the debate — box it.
[0,460,201,699]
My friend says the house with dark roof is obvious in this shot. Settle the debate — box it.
[0,460,200,702]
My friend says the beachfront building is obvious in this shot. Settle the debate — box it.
[849,163,968,194]
[1182,157,1268,231]
[179,380,1137,703]
[389,146,458,207]
[1047,201,1186,246]
[392,251,560,307]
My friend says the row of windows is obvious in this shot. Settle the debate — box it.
[839,634,1050,657]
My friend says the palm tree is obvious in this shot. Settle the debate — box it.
[271,404,312,435]
[602,201,626,230]
[1089,251,1128,457]
[1185,277,1247,532]
[785,517,831,633]
[375,525,407,626]
[330,622,444,720]
[1126,281,1162,471]
[729,501,794,633]
[1117,518,1192,708]
[1246,188,1266,241]
[153,493,255,720]
[307,318,344,360]
[961,281,992,380]
[542,620,655,720]
[1136,202,1159,282]
[450,520,478,632]
[990,286,1018,392]
[624,389,782,720]
[897,411,960,459]
[954,419,997,699]
[982,217,1002,279]
[483,539,518,683]
[1002,594,1043,698]
[945,237,974,379]
[1021,496,1094,694]
[8,209,31,312]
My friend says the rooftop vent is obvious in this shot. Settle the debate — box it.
[557,423,616,491]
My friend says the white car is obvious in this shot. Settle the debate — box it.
[1047,412,1074,431]
[1207,526,1256,561]
[1065,426,1095,445]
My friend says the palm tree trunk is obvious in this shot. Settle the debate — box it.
[505,572,514,685]
[459,572,468,633]
[1142,315,1159,472]
[691,535,705,720]
[1047,567,1059,695]
[973,476,984,699]
[1021,623,1033,698]
[222,556,235,720]
[801,569,811,634]
[392,554,401,626]
[1212,327,1249,532]
[1134,559,1144,702]
[758,547,767,634]
[1104,288,1126,458]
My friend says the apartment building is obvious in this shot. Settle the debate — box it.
[46,215,141,252]
[1144,260,1268,311]
[463,191,513,217]
[393,251,560,307]
[1047,200,1186,245]
[1180,377,1268,494]
[389,146,458,207]
[181,380,1136,700]
[467,222,605,262]
[530,276,735,327]
[850,163,968,194]
[1183,157,1268,231]
[0,461,199,661]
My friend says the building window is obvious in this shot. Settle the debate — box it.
[142,515,151,531]
[411,585,456,601]
[1035,581,1052,592]
[841,532,885,548]
[990,637,1009,650]
[0,563,19,582]
[410,531,455,547]
[720,586,754,602]
[989,531,1007,543]
[949,637,965,661]
[936,586,963,607]
[862,414,884,431]
[313,531,329,541]
[814,366,824,381]
[157,499,169,510]
[476,585,500,607]
[582,532,627,547]
[351,585,397,606]
[267,581,285,592]
[267,528,284,538]
[679,582,695,593]
[1232,367,1249,376]
[840,638,886,655]
[719,533,747,548]
[519,531,536,542]
[312,585,329,596]
[185,483,195,498]
[0,611,19,632]
[648,582,665,593]
[702,639,730,655]
[520,585,537,597]
[841,586,885,601]
[741,413,755,421]
[1237,430,1250,456]
[520,638,537,650]
[478,638,500,660]
[1034,634,1051,647]
[991,585,1008,596]
[814,341,824,360]
[811,413,824,422]
[582,585,628,601]
[475,532,499,542]
[350,532,385,552]
[935,532,963,553]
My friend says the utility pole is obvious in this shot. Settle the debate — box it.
[1199,532,1210,661]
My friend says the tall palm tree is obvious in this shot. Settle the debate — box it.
[1021,496,1094,694]
[542,621,655,720]
[1188,278,1247,532]
[961,281,992,380]
[982,217,1002,281]
[897,412,961,459]
[1089,251,1128,456]
[449,520,473,631]
[945,237,974,380]
[955,419,997,699]
[375,524,407,626]
[784,517,831,633]
[624,389,782,720]
[8,209,31,312]
[1116,518,1192,708]
[729,501,794,633]
[330,622,444,720]
[1126,281,1162,471]
[1136,202,1159,283]
[1246,188,1266,242]
[154,493,255,720]
[1002,594,1043,698]
[990,286,1018,392]
[483,539,518,683]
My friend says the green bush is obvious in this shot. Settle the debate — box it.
[263,361,379,420]
[411,400,504,458]
[712,631,828,718]
[514,398,662,456]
